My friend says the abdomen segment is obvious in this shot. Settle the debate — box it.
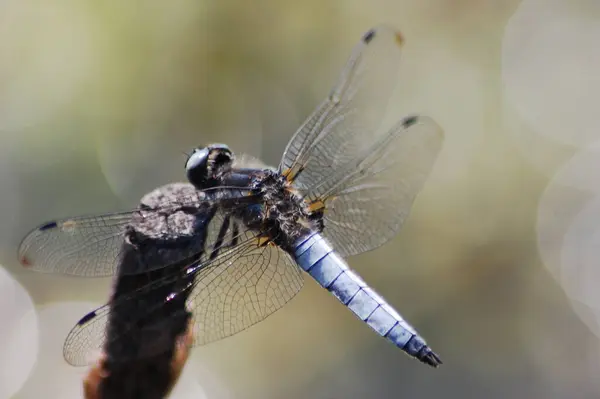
[293,233,442,367]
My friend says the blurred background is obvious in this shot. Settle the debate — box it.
[1,0,600,398]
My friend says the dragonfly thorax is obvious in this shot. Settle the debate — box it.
[250,170,321,251]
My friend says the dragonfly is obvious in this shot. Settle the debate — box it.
[18,26,444,370]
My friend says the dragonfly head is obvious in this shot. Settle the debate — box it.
[185,143,235,188]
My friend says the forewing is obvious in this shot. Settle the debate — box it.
[279,25,404,190]
[313,116,443,257]
[18,211,134,277]
[17,184,256,277]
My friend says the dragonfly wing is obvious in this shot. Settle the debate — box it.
[63,303,110,366]
[17,183,257,276]
[312,116,443,257]
[61,218,304,365]
[18,212,133,277]
[62,266,196,367]
[188,240,304,345]
[278,25,404,189]
[277,25,444,257]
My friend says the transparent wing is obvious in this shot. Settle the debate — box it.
[278,25,444,257]
[62,232,304,366]
[63,256,202,366]
[63,303,110,366]
[188,239,304,345]
[17,183,257,277]
[63,262,201,366]
[309,116,444,257]
[278,25,404,188]
[19,211,144,277]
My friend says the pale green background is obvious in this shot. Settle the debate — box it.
[1,0,600,398]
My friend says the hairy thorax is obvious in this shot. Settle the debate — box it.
[249,170,322,251]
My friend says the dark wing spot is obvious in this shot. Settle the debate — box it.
[402,115,419,128]
[39,221,58,231]
[362,29,376,44]
[20,256,32,267]
[77,310,97,326]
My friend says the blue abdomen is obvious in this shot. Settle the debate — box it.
[292,232,442,367]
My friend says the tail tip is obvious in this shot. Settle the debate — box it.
[419,348,443,368]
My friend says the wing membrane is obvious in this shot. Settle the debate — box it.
[62,231,303,365]
[188,239,304,345]
[278,25,444,257]
[279,25,404,189]
[313,116,444,257]
[17,183,257,277]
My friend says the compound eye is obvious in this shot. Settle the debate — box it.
[185,147,210,186]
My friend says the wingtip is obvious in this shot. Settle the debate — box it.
[402,115,419,128]
[361,25,404,47]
